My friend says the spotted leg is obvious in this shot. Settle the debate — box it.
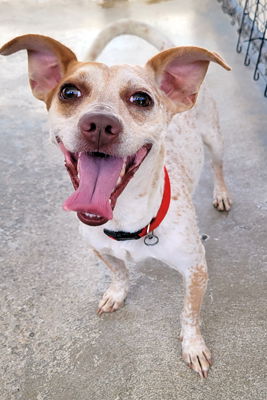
[180,263,212,378]
[210,151,232,211]
[94,251,129,315]
[201,95,232,211]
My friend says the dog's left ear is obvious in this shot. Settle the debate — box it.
[146,46,231,113]
[0,34,77,101]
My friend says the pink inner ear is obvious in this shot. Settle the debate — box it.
[160,60,208,107]
[28,50,63,96]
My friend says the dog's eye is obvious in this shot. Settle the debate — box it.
[129,92,153,107]
[60,84,82,100]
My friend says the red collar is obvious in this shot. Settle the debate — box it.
[104,166,171,241]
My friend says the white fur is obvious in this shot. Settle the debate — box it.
[74,22,231,378]
[1,20,232,378]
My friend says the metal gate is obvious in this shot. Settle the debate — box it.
[219,0,267,97]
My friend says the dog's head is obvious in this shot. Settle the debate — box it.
[0,35,230,226]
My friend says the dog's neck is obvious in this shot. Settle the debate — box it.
[106,145,165,233]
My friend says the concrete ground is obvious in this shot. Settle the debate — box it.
[0,0,266,399]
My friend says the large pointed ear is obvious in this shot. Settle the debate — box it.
[146,46,231,113]
[0,34,77,101]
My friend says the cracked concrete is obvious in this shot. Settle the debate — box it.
[0,0,266,399]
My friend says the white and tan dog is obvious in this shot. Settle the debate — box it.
[0,20,232,378]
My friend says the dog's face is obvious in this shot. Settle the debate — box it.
[48,62,171,156]
[47,62,174,226]
[0,35,230,226]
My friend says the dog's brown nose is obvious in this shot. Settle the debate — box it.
[79,113,122,149]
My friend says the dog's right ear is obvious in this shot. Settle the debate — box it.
[0,34,77,101]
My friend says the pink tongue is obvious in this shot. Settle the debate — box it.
[63,152,124,219]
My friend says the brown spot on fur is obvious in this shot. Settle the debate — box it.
[124,100,153,125]
[119,75,157,125]
[46,86,58,110]
[53,80,91,117]
[65,61,108,78]
[180,163,193,186]
[183,265,208,327]
[46,62,108,112]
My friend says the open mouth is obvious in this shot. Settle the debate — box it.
[57,137,152,226]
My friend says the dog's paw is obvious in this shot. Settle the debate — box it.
[97,285,127,315]
[181,336,212,378]
[213,189,232,212]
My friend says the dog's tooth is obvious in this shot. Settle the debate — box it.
[85,212,101,219]
[114,159,127,188]
[119,159,127,179]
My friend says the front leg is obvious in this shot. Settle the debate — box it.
[159,191,213,377]
[180,262,212,378]
[94,250,129,315]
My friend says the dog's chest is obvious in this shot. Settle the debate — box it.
[80,109,204,268]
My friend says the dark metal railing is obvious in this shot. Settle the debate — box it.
[219,0,267,97]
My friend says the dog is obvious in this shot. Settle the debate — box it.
[0,20,232,378]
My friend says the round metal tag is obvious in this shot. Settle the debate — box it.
[144,233,159,246]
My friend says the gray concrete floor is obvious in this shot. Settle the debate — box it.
[0,0,266,399]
